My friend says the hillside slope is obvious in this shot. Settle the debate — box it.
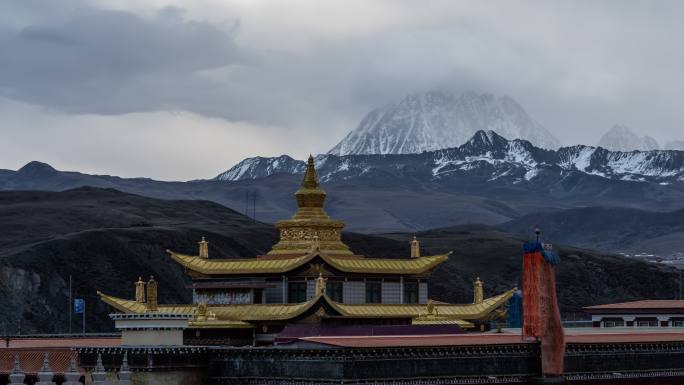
[0,188,679,332]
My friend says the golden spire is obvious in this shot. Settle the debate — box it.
[302,154,319,189]
[146,276,158,312]
[473,277,484,304]
[410,236,420,258]
[134,277,145,303]
[267,154,352,256]
[292,155,328,219]
[199,236,209,259]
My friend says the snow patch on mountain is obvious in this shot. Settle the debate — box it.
[215,155,305,181]
[328,91,560,156]
[557,146,596,172]
[216,131,684,186]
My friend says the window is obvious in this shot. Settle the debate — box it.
[253,289,264,304]
[288,282,307,303]
[404,282,419,304]
[673,319,684,327]
[326,281,343,302]
[636,318,658,327]
[602,318,624,328]
[366,281,382,303]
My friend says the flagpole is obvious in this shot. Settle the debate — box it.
[82,300,86,334]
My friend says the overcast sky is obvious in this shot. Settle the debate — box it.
[1,0,683,180]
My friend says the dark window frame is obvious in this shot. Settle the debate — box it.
[326,281,343,302]
[403,281,419,304]
[365,281,382,304]
[288,281,307,303]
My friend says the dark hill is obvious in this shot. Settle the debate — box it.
[382,225,680,318]
[0,187,404,333]
[0,188,679,333]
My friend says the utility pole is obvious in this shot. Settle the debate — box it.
[68,275,72,334]
[245,190,249,218]
[252,191,257,222]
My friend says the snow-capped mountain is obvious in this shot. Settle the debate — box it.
[666,140,684,151]
[215,155,305,181]
[597,125,660,151]
[327,91,560,155]
[217,130,684,185]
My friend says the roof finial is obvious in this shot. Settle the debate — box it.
[474,277,484,304]
[199,236,209,259]
[410,236,420,258]
[135,277,145,303]
[146,276,158,312]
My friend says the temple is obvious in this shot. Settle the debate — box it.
[98,155,514,345]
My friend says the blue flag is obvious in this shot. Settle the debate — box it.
[74,298,85,314]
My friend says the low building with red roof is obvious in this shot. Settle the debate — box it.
[584,300,684,328]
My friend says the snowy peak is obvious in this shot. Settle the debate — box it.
[461,130,511,152]
[214,155,305,181]
[328,91,560,156]
[597,125,660,151]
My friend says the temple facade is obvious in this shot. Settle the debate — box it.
[98,156,514,345]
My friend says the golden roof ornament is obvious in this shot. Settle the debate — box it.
[474,277,484,304]
[195,302,208,321]
[199,236,209,259]
[268,154,352,256]
[426,299,436,315]
[309,235,321,253]
[207,311,217,321]
[315,272,327,295]
[410,236,420,258]
[134,277,145,303]
[145,276,158,312]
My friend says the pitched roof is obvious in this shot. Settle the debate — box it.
[167,250,450,275]
[98,289,513,327]
[584,300,684,311]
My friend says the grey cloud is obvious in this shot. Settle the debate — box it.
[0,5,241,114]
[1,0,683,151]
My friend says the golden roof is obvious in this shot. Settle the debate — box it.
[331,291,514,320]
[97,289,513,329]
[167,250,450,275]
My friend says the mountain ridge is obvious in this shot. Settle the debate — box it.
[3,131,684,234]
[219,130,684,185]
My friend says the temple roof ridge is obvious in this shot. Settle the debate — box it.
[166,249,451,275]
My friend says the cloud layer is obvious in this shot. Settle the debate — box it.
[1,0,683,179]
